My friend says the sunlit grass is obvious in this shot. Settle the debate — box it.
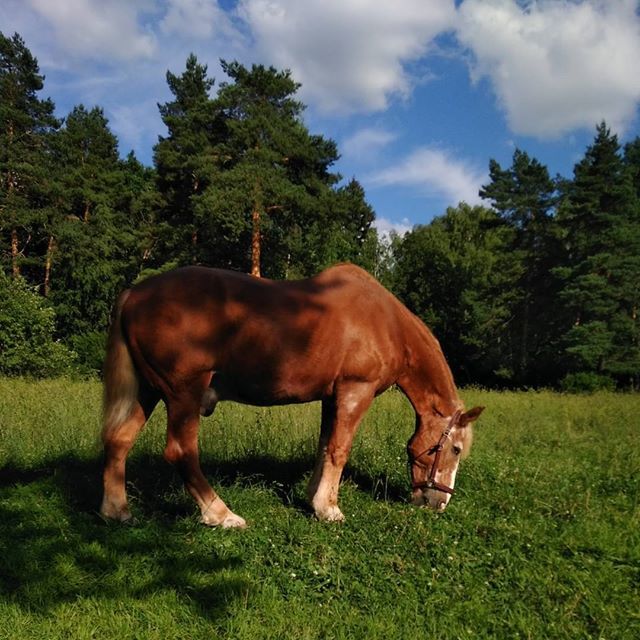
[0,379,638,639]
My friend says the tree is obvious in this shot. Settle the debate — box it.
[49,106,145,341]
[154,54,223,267]
[0,31,59,282]
[554,123,640,388]
[480,149,561,385]
[392,204,520,385]
[290,178,375,277]
[154,56,374,278]
[207,60,343,277]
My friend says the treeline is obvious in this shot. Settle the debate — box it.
[393,131,640,391]
[1,32,638,390]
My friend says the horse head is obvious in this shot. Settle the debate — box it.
[407,406,484,511]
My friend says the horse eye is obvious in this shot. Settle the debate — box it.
[453,445,462,456]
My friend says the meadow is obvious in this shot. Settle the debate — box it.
[0,379,638,639]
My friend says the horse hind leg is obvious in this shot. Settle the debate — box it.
[164,391,246,528]
[100,389,157,522]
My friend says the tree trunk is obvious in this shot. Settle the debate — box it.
[251,205,261,277]
[11,228,20,278]
[43,235,55,297]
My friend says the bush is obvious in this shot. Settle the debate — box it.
[560,372,616,393]
[0,272,76,377]
[67,331,107,377]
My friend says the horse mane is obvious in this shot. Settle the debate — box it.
[400,303,462,415]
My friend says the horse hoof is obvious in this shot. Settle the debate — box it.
[221,513,247,529]
[100,500,133,523]
[316,506,345,522]
[201,511,247,528]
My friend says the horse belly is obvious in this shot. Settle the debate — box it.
[211,349,337,406]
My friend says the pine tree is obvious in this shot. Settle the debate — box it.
[555,123,640,388]
[0,31,59,282]
[208,60,341,277]
[480,149,560,385]
[154,54,222,267]
[50,105,141,340]
[154,56,372,278]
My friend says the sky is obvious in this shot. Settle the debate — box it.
[2,0,640,236]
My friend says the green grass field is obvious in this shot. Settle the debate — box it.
[0,379,638,639]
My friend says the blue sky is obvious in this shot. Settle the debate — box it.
[2,0,639,236]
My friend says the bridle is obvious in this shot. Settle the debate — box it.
[408,410,462,496]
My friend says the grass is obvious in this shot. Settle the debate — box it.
[0,379,639,639]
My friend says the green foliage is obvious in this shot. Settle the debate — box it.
[554,123,640,387]
[1,31,639,392]
[479,149,562,385]
[153,56,373,277]
[0,272,75,376]
[392,204,520,385]
[0,31,60,281]
[66,331,106,377]
[560,372,616,393]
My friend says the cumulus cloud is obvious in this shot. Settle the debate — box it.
[457,0,640,137]
[27,0,157,61]
[160,0,237,41]
[238,0,456,113]
[368,147,486,207]
[341,127,397,162]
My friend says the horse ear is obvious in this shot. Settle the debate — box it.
[460,406,484,427]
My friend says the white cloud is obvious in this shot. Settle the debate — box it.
[373,216,413,239]
[160,0,236,41]
[109,99,161,154]
[27,0,157,61]
[368,147,486,206]
[341,127,397,162]
[238,0,457,113]
[457,0,640,137]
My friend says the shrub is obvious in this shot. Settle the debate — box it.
[0,272,76,377]
[67,331,107,377]
[560,371,616,393]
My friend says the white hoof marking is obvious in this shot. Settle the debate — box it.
[316,505,345,522]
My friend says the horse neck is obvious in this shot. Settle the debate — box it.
[398,314,461,419]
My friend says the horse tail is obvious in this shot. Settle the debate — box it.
[102,290,138,440]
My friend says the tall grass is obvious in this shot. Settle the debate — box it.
[0,379,638,639]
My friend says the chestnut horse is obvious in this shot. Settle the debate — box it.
[100,264,483,527]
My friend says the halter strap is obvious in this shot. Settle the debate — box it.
[409,410,462,495]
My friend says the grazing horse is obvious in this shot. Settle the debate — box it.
[100,264,483,528]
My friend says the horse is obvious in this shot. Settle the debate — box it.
[100,263,483,528]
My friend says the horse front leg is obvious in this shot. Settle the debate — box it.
[164,395,246,528]
[308,383,374,522]
[306,397,334,505]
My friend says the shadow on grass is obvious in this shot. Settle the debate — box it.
[199,452,409,509]
[0,455,249,621]
[0,450,409,619]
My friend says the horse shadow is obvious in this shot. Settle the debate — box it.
[0,450,408,619]
[197,452,409,509]
[0,456,247,621]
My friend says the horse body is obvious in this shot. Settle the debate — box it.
[101,264,483,527]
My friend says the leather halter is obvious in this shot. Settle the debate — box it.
[409,410,462,496]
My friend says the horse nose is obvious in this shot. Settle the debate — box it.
[437,500,447,512]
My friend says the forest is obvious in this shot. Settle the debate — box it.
[1,32,639,391]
